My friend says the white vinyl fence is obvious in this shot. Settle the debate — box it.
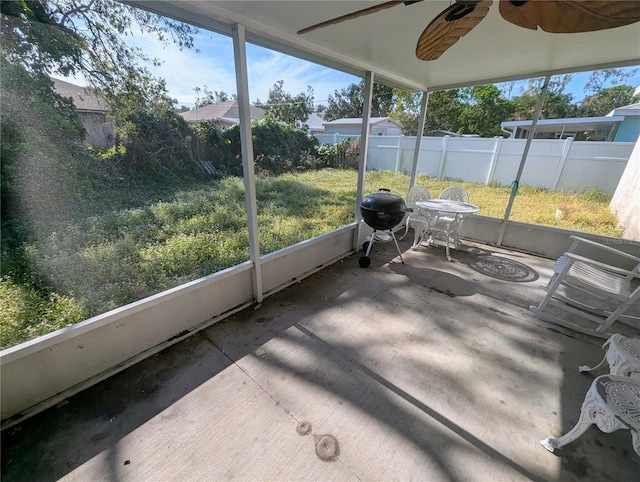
[317,135,635,194]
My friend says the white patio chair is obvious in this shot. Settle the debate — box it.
[439,186,469,203]
[425,186,470,260]
[530,235,640,338]
[400,185,431,248]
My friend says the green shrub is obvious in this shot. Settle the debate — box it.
[120,109,201,177]
[219,118,320,175]
[0,276,86,349]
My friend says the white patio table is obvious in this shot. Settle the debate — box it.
[415,199,480,261]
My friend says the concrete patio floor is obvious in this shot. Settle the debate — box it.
[2,237,639,481]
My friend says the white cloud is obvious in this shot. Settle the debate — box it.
[246,46,358,104]
[133,31,237,107]
[134,29,359,107]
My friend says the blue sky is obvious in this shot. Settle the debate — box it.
[90,27,640,110]
[136,29,360,108]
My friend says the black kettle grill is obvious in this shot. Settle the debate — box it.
[359,188,409,267]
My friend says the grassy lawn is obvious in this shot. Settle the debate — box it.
[0,168,622,349]
[407,176,623,236]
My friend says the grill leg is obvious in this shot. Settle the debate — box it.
[390,231,404,263]
[365,231,376,257]
[364,230,404,264]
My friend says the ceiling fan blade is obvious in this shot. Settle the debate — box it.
[499,0,640,33]
[298,1,408,35]
[416,1,493,61]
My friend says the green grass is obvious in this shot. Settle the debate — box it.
[0,169,623,349]
[408,176,622,237]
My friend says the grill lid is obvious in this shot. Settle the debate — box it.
[360,189,407,230]
[361,189,406,213]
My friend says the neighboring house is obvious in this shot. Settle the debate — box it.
[607,102,640,142]
[322,117,402,136]
[180,101,265,126]
[52,78,115,148]
[303,112,325,134]
[500,102,640,142]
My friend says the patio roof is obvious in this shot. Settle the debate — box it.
[2,239,639,480]
[126,1,640,92]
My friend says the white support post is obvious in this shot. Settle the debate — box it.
[232,23,263,302]
[410,91,429,187]
[497,75,550,246]
[354,71,374,251]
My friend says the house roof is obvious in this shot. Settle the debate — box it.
[126,1,640,93]
[51,77,107,113]
[180,101,265,123]
[324,117,400,127]
[304,112,325,132]
[501,116,626,135]
[501,102,640,133]
[607,101,640,117]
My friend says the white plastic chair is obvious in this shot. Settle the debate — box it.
[400,185,431,248]
[439,186,469,203]
[425,186,470,260]
[530,235,640,337]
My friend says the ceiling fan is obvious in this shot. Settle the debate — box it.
[297,1,640,61]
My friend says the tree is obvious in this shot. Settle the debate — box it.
[540,92,578,119]
[1,0,197,118]
[322,80,395,121]
[390,90,422,135]
[256,80,315,126]
[522,74,573,96]
[387,89,466,136]
[458,85,514,137]
[585,68,639,94]
[579,85,639,117]
[499,80,520,100]
[1,0,202,174]
[424,89,464,134]
[194,86,237,107]
[509,91,577,121]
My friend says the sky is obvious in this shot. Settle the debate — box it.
[67,23,640,110]
[132,29,360,109]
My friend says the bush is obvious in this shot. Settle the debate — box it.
[218,118,321,175]
[120,109,201,177]
[314,138,359,169]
